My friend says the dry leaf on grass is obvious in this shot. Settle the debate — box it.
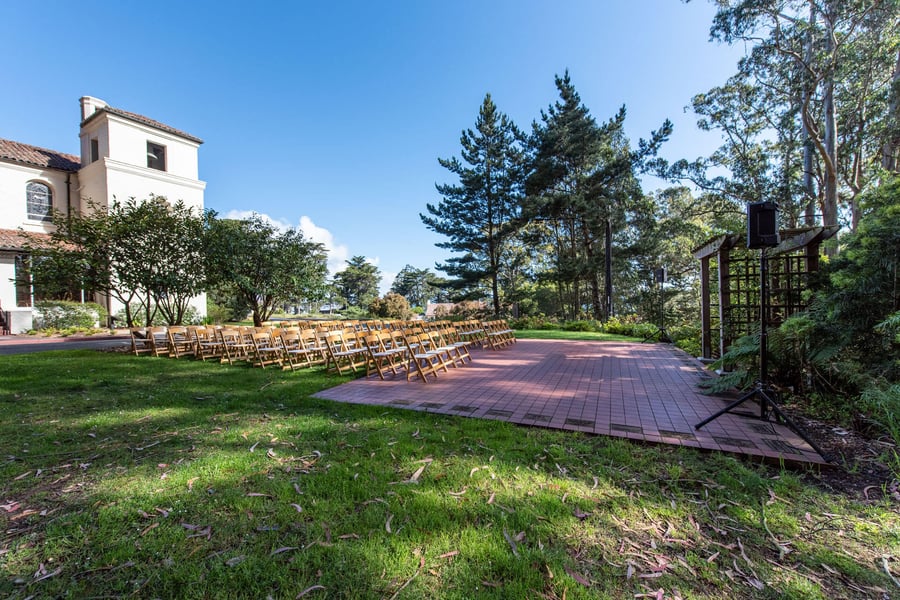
[439,550,459,559]
[270,547,298,556]
[296,585,326,598]
[502,528,519,557]
[564,567,591,587]
[290,503,303,513]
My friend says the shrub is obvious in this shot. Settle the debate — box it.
[34,301,107,330]
[369,293,414,320]
[205,301,233,325]
[509,316,558,330]
[562,320,601,332]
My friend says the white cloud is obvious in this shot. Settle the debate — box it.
[298,215,349,275]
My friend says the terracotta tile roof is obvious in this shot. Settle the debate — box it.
[0,228,54,251]
[82,105,203,144]
[0,139,81,172]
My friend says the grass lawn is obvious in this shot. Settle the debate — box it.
[1,348,898,599]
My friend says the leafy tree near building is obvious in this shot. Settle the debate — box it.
[422,93,527,317]
[25,196,206,326]
[204,214,327,326]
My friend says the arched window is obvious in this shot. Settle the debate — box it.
[26,181,53,222]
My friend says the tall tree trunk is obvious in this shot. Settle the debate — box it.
[802,0,818,226]
[821,2,839,238]
[882,49,900,172]
[604,218,613,320]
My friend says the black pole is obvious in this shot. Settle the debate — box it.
[759,249,769,418]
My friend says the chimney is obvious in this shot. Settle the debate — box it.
[80,96,108,121]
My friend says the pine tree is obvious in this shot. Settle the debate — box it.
[421,94,526,317]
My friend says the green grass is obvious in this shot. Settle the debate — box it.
[515,328,640,342]
[1,350,897,599]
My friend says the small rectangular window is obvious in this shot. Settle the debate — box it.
[90,138,99,162]
[147,142,166,171]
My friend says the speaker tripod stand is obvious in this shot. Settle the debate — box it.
[642,267,672,343]
[693,249,829,462]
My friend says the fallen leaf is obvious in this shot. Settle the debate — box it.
[140,522,159,537]
[502,528,519,557]
[296,585,326,598]
[246,492,272,498]
[338,533,360,540]
[386,513,394,534]
[249,442,259,453]
[225,555,245,567]
[565,567,591,586]
[487,492,495,504]
[439,550,459,559]
[290,503,303,512]
[187,477,198,491]
[270,547,298,556]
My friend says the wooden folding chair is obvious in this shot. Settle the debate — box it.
[147,326,170,357]
[404,333,452,383]
[193,326,224,361]
[129,327,154,356]
[362,331,406,379]
[323,330,367,375]
[218,328,252,365]
[280,329,321,370]
[249,331,283,369]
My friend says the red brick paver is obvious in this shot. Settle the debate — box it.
[314,339,826,464]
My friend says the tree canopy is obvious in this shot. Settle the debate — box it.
[205,214,328,326]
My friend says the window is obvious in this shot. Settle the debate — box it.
[90,138,99,162]
[26,181,53,222]
[147,141,166,171]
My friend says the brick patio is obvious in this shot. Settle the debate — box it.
[314,338,826,464]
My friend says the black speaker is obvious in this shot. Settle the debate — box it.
[747,202,779,249]
[654,267,666,284]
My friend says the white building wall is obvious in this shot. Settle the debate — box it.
[0,161,75,232]
[0,253,16,310]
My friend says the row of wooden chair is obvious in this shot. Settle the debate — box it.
[128,319,515,380]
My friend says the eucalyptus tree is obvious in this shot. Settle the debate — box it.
[700,0,900,231]
[422,93,527,317]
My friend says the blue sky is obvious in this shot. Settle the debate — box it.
[1,1,745,293]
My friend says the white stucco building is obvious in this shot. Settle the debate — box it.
[0,96,206,333]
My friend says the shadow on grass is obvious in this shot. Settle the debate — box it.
[0,350,894,599]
